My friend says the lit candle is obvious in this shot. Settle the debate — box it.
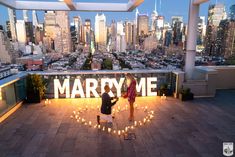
[118,130,121,136]
[89,121,92,126]
[125,127,128,132]
[134,121,137,126]
[122,130,125,133]
[98,125,101,129]
[70,115,73,118]
[131,126,134,129]
[113,130,116,134]
[73,111,76,114]
[84,122,87,125]
[94,125,97,128]
[77,119,80,122]
[118,106,121,110]
[75,115,78,119]
[108,128,112,133]
[102,127,105,131]
[143,118,146,123]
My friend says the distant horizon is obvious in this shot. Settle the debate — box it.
[0,0,234,29]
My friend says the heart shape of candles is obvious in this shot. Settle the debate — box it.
[70,104,155,136]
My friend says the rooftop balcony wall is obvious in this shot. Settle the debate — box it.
[0,73,27,120]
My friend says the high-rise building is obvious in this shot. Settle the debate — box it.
[95,13,107,51]
[35,24,44,44]
[44,11,71,53]
[116,21,126,52]
[32,10,39,27]
[23,10,29,22]
[216,20,235,58]
[7,8,17,41]
[151,0,158,32]
[0,27,19,63]
[110,20,117,52]
[125,21,134,49]
[84,19,91,47]
[197,16,207,46]
[156,16,164,29]
[171,16,183,27]
[137,14,149,36]
[25,22,34,43]
[44,11,57,50]
[73,16,82,44]
[135,9,139,26]
[16,20,27,44]
[171,16,183,46]
[54,11,72,54]
[230,5,235,20]
[205,4,226,55]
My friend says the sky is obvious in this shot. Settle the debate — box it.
[0,0,234,29]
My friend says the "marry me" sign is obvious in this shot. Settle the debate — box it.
[54,77,157,98]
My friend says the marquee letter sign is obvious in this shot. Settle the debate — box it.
[54,77,157,98]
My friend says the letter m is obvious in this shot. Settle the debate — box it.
[54,79,70,98]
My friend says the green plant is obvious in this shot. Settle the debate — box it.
[26,74,46,103]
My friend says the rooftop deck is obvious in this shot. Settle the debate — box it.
[0,90,235,157]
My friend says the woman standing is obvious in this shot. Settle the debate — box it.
[123,73,136,121]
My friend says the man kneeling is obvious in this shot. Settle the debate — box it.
[97,85,119,124]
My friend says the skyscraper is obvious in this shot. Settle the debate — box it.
[151,0,158,32]
[137,14,149,36]
[171,16,183,46]
[44,11,57,51]
[16,20,27,44]
[84,19,91,47]
[125,21,134,49]
[23,10,29,22]
[230,5,235,20]
[197,16,206,46]
[7,8,17,41]
[32,10,39,27]
[95,13,107,51]
[73,16,82,44]
[110,20,117,52]
[116,21,126,52]
[54,11,72,54]
[205,4,226,55]
[216,20,235,58]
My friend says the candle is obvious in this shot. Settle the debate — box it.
[89,121,92,126]
[70,115,73,118]
[108,128,112,133]
[98,125,101,129]
[125,127,128,132]
[73,111,76,114]
[118,106,121,110]
[131,126,134,130]
[118,130,121,136]
[84,122,87,125]
[143,118,146,123]
[75,115,78,119]
[113,130,116,134]
[102,127,105,131]
[94,125,97,128]
[77,119,80,122]
[134,121,137,126]
[122,130,125,133]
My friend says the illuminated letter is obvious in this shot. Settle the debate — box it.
[71,79,85,98]
[101,78,114,97]
[86,78,99,98]
[54,79,70,98]
[112,78,125,97]
[136,78,146,96]
[147,77,157,96]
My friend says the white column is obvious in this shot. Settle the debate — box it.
[185,0,199,79]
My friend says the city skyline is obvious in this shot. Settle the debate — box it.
[0,0,234,28]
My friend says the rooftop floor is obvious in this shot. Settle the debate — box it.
[0,90,235,157]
